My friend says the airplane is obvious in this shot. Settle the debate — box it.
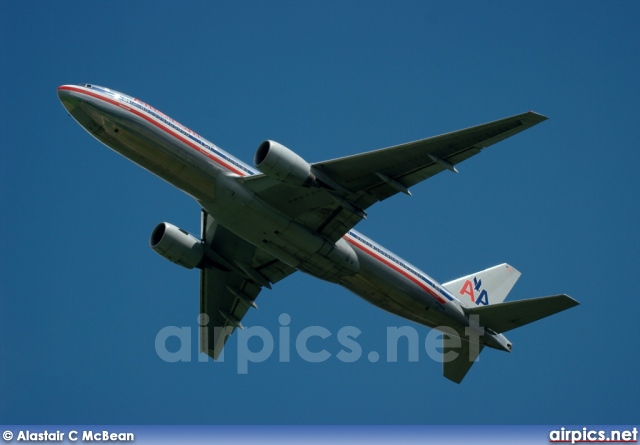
[57,83,578,383]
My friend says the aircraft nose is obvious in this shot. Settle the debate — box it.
[57,85,70,101]
[57,85,79,112]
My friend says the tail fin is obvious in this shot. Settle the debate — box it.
[442,263,521,307]
[463,294,579,333]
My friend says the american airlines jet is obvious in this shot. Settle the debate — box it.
[57,84,578,383]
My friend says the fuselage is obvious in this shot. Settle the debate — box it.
[57,83,510,351]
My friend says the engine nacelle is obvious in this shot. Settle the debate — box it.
[150,222,205,269]
[254,140,315,187]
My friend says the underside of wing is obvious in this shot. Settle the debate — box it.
[199,210,295,359]
[316,111,547,205]
[241,176,364,243]
[242,112,547,241]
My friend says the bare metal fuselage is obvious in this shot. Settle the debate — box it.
[57,84,510,351]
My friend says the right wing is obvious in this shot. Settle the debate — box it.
[199,210,295,359]
[244,112,547,242]
[314,111,547,206]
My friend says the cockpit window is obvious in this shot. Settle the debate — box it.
[78,83,92,88]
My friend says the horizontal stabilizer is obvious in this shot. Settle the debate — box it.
[443,340,484,384]
[464,294,579,333]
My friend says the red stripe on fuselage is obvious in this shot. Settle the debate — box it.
[61,86,443,302]
[58,86,247,176]
[343,235,447,305]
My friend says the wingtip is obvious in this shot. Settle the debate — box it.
[555,294,580,310]
[527,110,549,121]
[564,294,580,307]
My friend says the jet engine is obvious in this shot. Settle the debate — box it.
[254,140,315,187]
[150,222,205,269]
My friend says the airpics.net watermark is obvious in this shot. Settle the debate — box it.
[549,427,638,444]
[154,313,485,374]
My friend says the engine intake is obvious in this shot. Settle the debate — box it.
[150,222,205,269]
[254,140,315,187]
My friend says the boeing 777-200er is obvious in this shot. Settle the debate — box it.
[58,84,578,383]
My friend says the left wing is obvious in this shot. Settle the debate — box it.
[243,112,547,242]
[199,210,295,359]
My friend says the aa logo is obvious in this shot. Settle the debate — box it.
[458,277,489,305]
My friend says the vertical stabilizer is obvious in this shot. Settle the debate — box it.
[442,263,521,307]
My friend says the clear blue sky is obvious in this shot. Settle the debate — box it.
[1,1,639,424]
